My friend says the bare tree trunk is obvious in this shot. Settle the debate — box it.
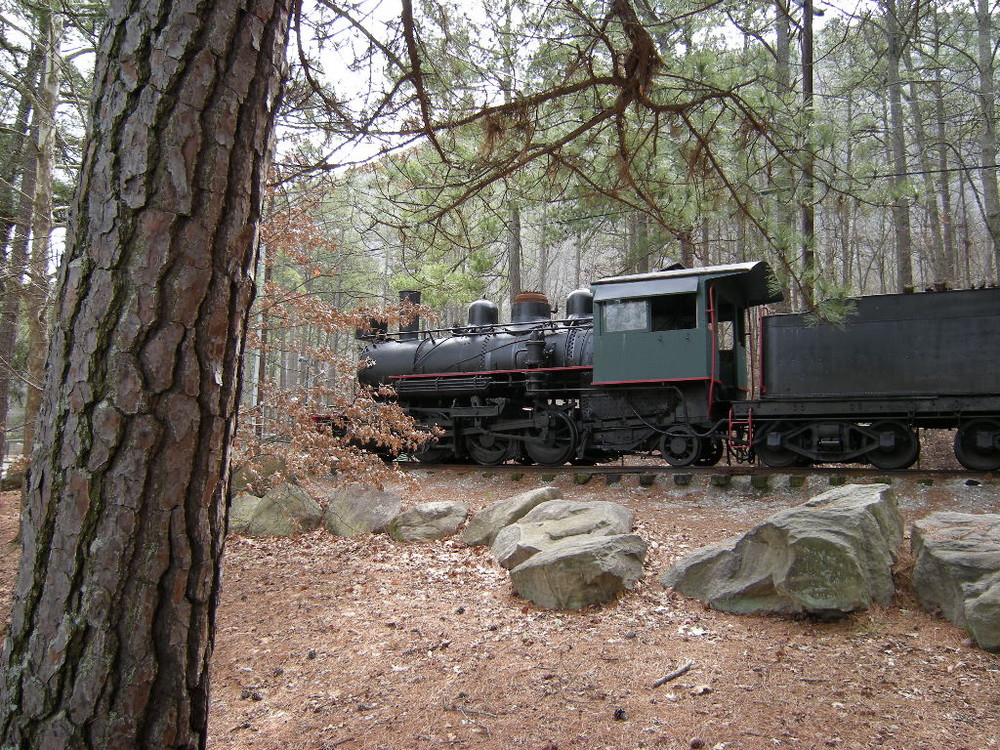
[800,0,816,304]
[884,0,914,291]
[0,0,291,746]
[20,7,62,458]
[904,54,947,284]
[0,46,42,251]
[975,0,1000,281]
[0,43,41,470]
[627,212,650,273]
[933,71,956,281]
[507,202,522,303]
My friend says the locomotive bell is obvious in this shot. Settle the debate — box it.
[511,291,552,323]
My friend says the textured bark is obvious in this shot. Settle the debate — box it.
[0,0,291,746]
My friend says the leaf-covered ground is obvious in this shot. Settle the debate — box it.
[1,467,998,750]
[208,469,999,750]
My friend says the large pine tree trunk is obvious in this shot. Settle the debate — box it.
[0,0,291,746]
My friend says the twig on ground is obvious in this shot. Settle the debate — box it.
[653,658,694,687]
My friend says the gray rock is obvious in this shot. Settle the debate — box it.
[323,485,403,536]
[461,486,562,547]
[231,453,290,497]
[236,483,323,537]
[228,492,264,536]
[911,512,1000,651]
[388,501,469,541]
[492,500,635,570]
[660,484,902,616]
[509,534,648,610]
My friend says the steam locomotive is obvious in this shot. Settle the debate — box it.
[357,261,1000,471]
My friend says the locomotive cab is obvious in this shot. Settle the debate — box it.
[590,262,781,405]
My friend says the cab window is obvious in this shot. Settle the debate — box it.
[603,299,648,332]
[651,293,698,331]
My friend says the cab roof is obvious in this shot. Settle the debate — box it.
[591,260,783,307]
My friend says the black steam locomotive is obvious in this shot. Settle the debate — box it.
[357,261,1000,471]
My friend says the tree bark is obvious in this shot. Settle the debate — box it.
[0,0,291,747]
[20,4,62,458]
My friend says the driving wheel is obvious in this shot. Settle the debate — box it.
[465,430,516,466]
[524,409,578,466]
[659,426,702,467]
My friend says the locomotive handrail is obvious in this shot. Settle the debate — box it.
[359,316,593,344]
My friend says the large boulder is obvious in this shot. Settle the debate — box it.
[228,492,264,536]
[231,452,290,496]
[461,486,562,547]
[233,483,323,537]
[911,512,1000,651]
[492,500,635,570]
[388,501,469,541]
[509,534,648,610]
[660,484,903,616]
[323,485,402,536]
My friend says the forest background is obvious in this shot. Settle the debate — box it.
[2,0,999,475]
[0,0,997,745]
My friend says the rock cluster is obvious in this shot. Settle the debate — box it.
[477,494,647,610]
[228,476,1000,645]
[230,481,646,611]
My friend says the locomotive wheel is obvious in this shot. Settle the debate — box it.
[694,437,724,467]
[524,409,578,466]
[659,427,702,467]
[465,431,517,466]
[412,413,454,464]
[954,419,1000,471]
[753,422,799,468]
[867,421,920,470]
[413,445,449,463]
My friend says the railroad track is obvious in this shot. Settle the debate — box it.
[394,459,991,483]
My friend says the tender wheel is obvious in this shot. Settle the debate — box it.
[524,409,578,466]
[464,431,516,466]
[659,426,702,467]
[753,422,799,468]
[954,419,1000,471]
[867,421,920,470]
[695,437,724,467]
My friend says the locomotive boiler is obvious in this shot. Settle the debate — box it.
[357,261,1000,472]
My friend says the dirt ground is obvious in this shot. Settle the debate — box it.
[1,467,999,750]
